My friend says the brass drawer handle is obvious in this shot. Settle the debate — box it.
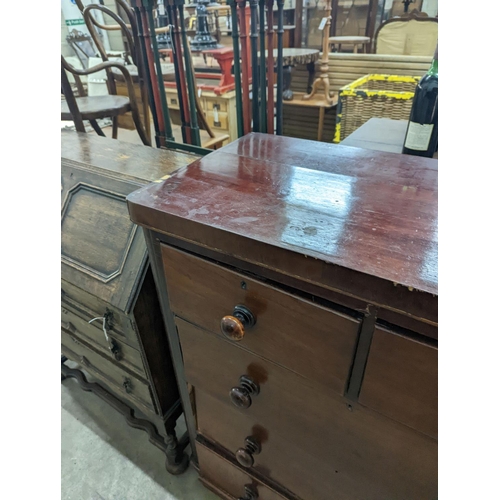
[230,375,260,409]
[238,484,259,500]
[235,436,261,468]
[220,305,256,341]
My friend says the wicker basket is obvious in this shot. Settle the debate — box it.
[333,74,420,143]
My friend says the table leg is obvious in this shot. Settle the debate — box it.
[283,65,293,101]
[318,107,325,142]
[353,44,358,54]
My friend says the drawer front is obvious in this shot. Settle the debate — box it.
[61,305,145,377]
[178,319,438,500]
[197,440,286,500]
[359,326,438,438]
[204,98,228,112]
[61,330,156,415]
[162,245,360,395]
[205,110,228,130]
[61,280,140,349]
[197,390,352,500]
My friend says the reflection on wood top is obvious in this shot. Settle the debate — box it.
[127,133,438,296]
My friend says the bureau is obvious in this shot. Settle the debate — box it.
[127,133,438,499]
[61,131,197,474]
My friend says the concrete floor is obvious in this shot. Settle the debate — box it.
[61,373,219,500]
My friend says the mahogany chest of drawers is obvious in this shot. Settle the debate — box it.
[127,133,438,499]
[61,131,197,474]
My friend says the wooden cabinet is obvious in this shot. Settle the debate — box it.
[61,130,197,474]
[127,133,438,498]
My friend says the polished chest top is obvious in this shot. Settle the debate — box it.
[127,133,438,500]
[128,132,437,326]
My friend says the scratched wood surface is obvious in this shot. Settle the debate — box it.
[127,132,438,301]
[61,130,196,184]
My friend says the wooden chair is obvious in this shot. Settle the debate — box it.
[167,46,229,149]
[374,12,438,56]
[61,55,150,145]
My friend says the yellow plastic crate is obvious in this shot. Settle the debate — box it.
[333,74,420,143]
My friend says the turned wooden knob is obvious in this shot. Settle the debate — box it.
[230,375,260,409]
[220,305,256,341]
[235,436,261,468]
[238,484,259,500]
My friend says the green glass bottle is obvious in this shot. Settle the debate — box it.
[402,45,438,158]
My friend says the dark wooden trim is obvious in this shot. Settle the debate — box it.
[61,359,189,474]
[197,434,301,500]
[143,228,200,465]
[345,305,378,401]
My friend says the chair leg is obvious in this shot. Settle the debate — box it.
[89,119,106,137]
[130,107,152,146]
[112,116,119,139]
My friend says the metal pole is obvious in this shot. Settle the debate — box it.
[178,0,201,146]
[276,0,284,135]
[258,0,267,133]
[266,0,274,134]
[146,0,175,141]
[249,0,259,132]
[228,0,244,137]
[168,2,191,143]
[237,0,251,134]
[132,1,161,147]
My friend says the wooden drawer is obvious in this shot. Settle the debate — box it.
[61,304,145,377]
[161,245,360,396]
[178,319,438,500]
[204,98,228,112]
[359,325,438,439]
[197,440,287,500]
[61,329,156,415]
[61,280,140,349]
[205,110,228,131]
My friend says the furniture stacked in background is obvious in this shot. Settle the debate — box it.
[61,55,151,146]
[127,133,438,500]
[61,131,198,474]
[374,12,438,56]
[284,52,432,142]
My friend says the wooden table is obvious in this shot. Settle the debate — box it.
[127,133,437,500]
[341,117,438,159]
[328,35,371,53]
[260,48,320,101]
[284,92,338,141]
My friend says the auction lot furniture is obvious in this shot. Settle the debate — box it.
[61,131,197,474]
[127,133,438,500]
